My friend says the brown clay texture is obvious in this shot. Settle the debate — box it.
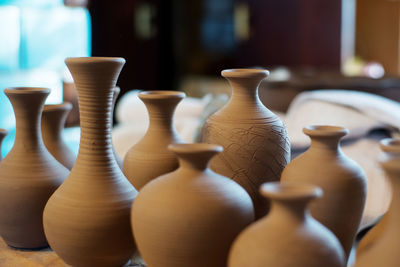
[131,143,255,267]
[201,69,291,218]
[355,138,400,266]
[228,182,346,267]
[42,102,76,170]
[281,125,367,261]
[112,86,123,169]
[123,90,185,190]
[0,129,8,161]
[43,57,137,267]
[0,87,69,249]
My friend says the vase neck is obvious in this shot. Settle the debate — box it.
[42,103,71,143]
[170,143,222,171]
[5,88,49,152]
[304,126,348,155]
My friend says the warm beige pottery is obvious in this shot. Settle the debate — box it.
[355,138,400,266]
[43,57,137,267]
[112,86,123,169]
[0,87,69,249]
[131,143,254,267]
[0,128,8,161]
[281,125,367,261]
[201,68,291,218]
[228,182,346,267]
[42,102,75,170]
[123,90,185,190]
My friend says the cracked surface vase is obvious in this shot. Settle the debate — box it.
[43,57,137,267]
[201,68,291,218]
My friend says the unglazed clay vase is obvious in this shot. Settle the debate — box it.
[123,90,185,190]
[43,57,137,267]
[0,87,69,249]
[355,138,400,267]
[281,125,367,260]
[201,68,290,218]
[42,102,75,170]
[112,86,123,169]
[0,128,8,161]
[355,138,400,261]
[131,143,254,267]
[228,182,346,267]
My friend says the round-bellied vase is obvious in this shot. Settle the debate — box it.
[43,57,137,267]
[201,69,291,218]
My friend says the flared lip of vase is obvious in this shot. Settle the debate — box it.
[260,181,323,201]
[4,87,50,95]
[221,68,270,78]
[43,102,73,112]
[303,125,348,138]
[168,143,223,154]
[65,56,126,65]
[139,90,186,100]
[380,138,400,153]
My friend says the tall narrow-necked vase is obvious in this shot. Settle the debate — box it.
[42,102,75,170]
[355,138,400,266]
[43,57,137,267]
[0,87,69,249]
[201,69,291,218]
[228,182,346,267]
[123,90,185,190]
[281,125,367,261]
[131,143,254,267]
[0,128,8,161]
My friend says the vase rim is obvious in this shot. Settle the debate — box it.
[168,143,223,154]
[380,138,400,153]
[303,125,348,137]
[43,102,73,112]
[221,68,270,78]
[4,87,50,95]
[139,90,186,100]
[65,57,126,64]
[260,181,322,201]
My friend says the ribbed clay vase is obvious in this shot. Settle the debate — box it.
[42,102,75,170]
[281,125,367,261]
[112,86,123,169]
[131,143,254,267]
[228,182,346,267]
[201,69,291,218]
[43,57,137,267]
[123,90,185,190]
[355,138,400,266]
[0,128,8,161]
[0,87,69,249]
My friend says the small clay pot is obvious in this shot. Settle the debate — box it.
[0,87,69,249]
[281,125,367,261]
[228,182,346,267]
[131,143,254,267]
[123,90,185,190]
[0,128,8,161]
[42,102,75,170]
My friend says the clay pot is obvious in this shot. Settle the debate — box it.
[42,102,75,170]
[112,86,123,169]
[131,143,254,267]
[0,87,69,249]
[123,90,185,190]
[281,125,367,260]
[43,57,137,267]
[201,68,291,218]
[357,138,400,263]
[0,129,8,161]
[228,182,346,267]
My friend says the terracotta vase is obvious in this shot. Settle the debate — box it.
[201,68,291,218]
[123,90,185,190]
[355,138,400,265]
[0,87,69,249]
[112,86,123,169]
[0,128,8,161]
[43,57,137,267]
[228,182,346,267]
[281,125,367,260]
[41,102,75,170]
[131,143,254,267]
